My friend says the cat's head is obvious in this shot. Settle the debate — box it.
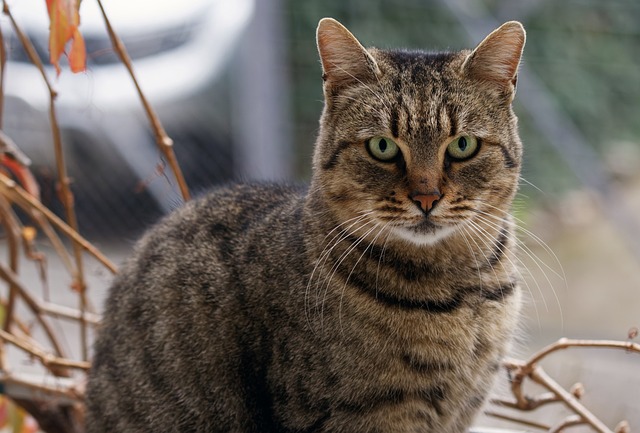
[311,18,525,246]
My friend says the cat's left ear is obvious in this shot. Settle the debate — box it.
[316,18,380,91]
[462,21,525,100]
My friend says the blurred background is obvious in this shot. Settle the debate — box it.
[1,0,639,430]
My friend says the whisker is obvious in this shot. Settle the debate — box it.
[465,218,543,329]
[318,218,379,330]
[474,207,566,283]
[305,212,374,332]
[457,224,486,289]
[519,176,546,195]
[471,214,564,330]
[375,222,396,292]
[338,222,392,335]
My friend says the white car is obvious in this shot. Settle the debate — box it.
[2,0,254,233]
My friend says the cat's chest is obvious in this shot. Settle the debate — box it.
[324,275,520,388]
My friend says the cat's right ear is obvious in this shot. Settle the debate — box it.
[316,18,380,92]
[462,21,525,100]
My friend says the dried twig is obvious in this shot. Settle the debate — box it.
[0,22,5,128]
[0,329,90,371]
[0,196,20,335]
[95,0,191,203]
[0,262,69,374]
[524,338,640,370]
[0,173,117,274]
[487,338,640,433]
[484,410,550,431]
[0,372,84,404]
[2,0,90,361]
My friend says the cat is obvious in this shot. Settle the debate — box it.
[85,17,525,433]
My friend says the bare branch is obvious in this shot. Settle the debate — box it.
[0,196,21,336]
[524,338,640,372]
[530,367,613,433]
[95,0,191,203]
[0,173,117,274]
[1,372,83,404]
[2,0,91,361]
[0,262,70,376]
[483,410,550,431]
[0,328,90,371]
[490,337,640,433]
[40,301,99,325]
[0,22,5,128]
[548,415,586,433]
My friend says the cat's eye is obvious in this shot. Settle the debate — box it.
[367,136,400,162]
[446,135,479,161]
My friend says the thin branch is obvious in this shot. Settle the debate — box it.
[28,210,76,277]
[40,301,99,325]
[490,338,640,432]
[491,391,561,411]
[0,261,69,376]
[95,0,191,202]
[483,410,550,431]
[548,415,587,433]
[0,173,117,274]
[0,328,90,371]
[524,338,640,372]
[530,366,614,433]
[0,196,20,335]
[2,0,90,362]
[0,22,5,128]
[1,372,83,404]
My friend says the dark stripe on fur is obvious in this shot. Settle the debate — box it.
[447,104,458,137]
[342,232,439,281]
[402,353,454,374]
[498,143,518,169]
[404,103,413,136]
[488,225,510,267]
[481,281,516,302]
[303,413,331,433]
[341,266,464,313]
[337,388,405,413]
[322,140,351,170]
[337,385,447,417]
[390,109,400,138]
[419,386,447,417]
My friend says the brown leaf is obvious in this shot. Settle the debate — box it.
[45,0,86,75]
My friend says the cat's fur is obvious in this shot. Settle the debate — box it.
[86,18,525,433]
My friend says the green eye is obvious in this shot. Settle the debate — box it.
[367,136,399,162]
[446,135,478,160]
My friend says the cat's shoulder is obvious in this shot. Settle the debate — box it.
[144,181,307,240]
[195,181,307,211]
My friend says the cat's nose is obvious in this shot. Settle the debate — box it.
[410,190,441,214]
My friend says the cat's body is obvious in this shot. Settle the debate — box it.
[86,19,526,433]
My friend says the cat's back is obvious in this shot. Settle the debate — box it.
[86,182,306,433]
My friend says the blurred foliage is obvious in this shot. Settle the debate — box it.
[0,397,38,433]
[283,0,640,200]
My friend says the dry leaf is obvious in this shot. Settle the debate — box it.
[45,0,86,74]
[0,154,40,199]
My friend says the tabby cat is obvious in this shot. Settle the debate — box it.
[86,18,526,433]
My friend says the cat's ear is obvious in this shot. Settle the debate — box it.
[462,21,525,97]
[316,18,380,90]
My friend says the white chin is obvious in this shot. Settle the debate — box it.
[391,225,457,246]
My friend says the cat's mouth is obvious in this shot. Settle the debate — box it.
[390,218,458,246]
[410,219,440,234]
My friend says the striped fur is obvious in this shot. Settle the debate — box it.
[86,18,526,433]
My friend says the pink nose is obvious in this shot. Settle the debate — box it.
[410,191,441,213]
